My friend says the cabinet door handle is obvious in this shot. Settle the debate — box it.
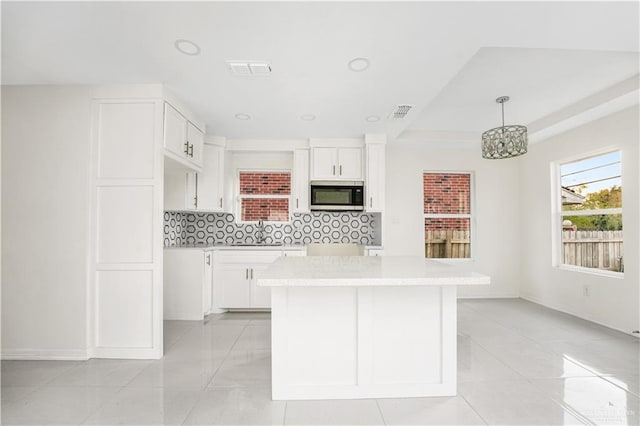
[370,197,373,208]
[206,254,211,265]
[183,141,189,155]
[339,165,342,176]
[296,198,299,209]
[246,268,249,280]
[187,142,194,158]
[219,198,223,208]
[250,268,254,280]
[332,165,335,175]
[194,174,199,208]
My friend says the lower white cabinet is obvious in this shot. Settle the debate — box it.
[366,248,385,256]
[214,248,306,310]
[164,248,214,320]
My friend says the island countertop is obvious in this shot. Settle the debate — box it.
[257,256,490,287]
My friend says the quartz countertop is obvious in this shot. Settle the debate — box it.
[164,244,306,251]
[257,256,490,287]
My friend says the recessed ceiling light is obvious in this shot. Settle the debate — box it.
[300,114,316,121]
[174,39,201,56]
[365,115,380,122]
[348,57,370,72]
[235,113,251,120]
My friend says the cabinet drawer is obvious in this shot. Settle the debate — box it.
[214,250,283,264]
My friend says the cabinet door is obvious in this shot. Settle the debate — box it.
[197,144,225,211]
[185,173,198,210]
[164,169,188,210]
[282,249,306,257]
[337,148,363,180]
[217,263,251,308]
[202,251,213,314]
[250,263,272,308]
[311,147,338,180]
[164,103,187,158]
[292,149,310,213]
[365,144,385,212]
[164,249,204,320]
[186,121,204,168]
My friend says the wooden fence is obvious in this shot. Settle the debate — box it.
[562,230,623,271]
[425,230,470,258]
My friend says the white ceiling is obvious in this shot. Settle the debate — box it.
[2,1,638,142]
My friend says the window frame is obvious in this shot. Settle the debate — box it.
[236,168,292,224]
[552,148,624,278]
[422,170,476,262]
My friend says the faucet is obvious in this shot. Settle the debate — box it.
[255,218,266,244]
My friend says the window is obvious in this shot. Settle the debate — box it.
[558,150,623,273]
[238,171,291,222]
[423,172,472,259]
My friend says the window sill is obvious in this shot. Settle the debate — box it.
[556,264,624,279]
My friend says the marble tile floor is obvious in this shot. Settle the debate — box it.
[1,299,638,425]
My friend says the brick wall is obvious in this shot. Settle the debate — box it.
[423,173,470,214]
[424,217,470,231]
[241,199,289,221]
[240,172,291,195]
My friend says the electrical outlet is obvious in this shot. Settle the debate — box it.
[583,285,590,297]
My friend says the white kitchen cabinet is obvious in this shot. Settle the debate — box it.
[292,149,310,213]
[366,248,385,256]
[164,248,213,320]
[214,248,306,310]
[310,147,363,181]
[164,143,228,212]
[365,143,385,212]
[163,102,204,170]
[196,144,227,211]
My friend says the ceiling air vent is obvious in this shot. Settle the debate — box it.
[227,61,271,76]
[390,104,413,119]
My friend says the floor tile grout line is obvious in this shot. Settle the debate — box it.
[74,384,127,426]
[459,393,489,426]
[282,400,288,426]
[374,398,387,425]
[203,320,251,389]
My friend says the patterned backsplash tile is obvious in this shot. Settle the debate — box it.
[164,211,376,246]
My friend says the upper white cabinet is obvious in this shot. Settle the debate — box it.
[292,149,310,213]
[365,142,385,212]
[164,142,229,212]
[310,146,363,181]
[163,102,204,170]
[195,143,227,211]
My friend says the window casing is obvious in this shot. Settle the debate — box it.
[423,172,473,259]
[556,150,623,274]
[238,171,291,222]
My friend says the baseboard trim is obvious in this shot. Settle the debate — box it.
[520,294,637,337]
[1,348,89,361]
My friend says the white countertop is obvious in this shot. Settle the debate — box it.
[164,244,306,251]
[257,256,490,287]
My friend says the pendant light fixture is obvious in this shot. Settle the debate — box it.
[481,96,527,159]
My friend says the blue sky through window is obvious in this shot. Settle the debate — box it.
[561,151,621,195]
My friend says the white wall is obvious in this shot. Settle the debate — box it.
[384,143,522,298]
[1,86,93,358]
[520,106,639,334]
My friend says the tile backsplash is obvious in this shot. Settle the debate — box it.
[164,211,377,247]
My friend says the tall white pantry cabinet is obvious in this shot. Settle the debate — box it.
[88,87,205,359]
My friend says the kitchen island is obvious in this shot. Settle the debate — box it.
[257,256,490,400]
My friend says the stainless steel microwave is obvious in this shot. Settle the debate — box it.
[310,181,364,211]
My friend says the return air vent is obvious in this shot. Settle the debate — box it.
[390,104,413,119]
[227,61,272,76]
